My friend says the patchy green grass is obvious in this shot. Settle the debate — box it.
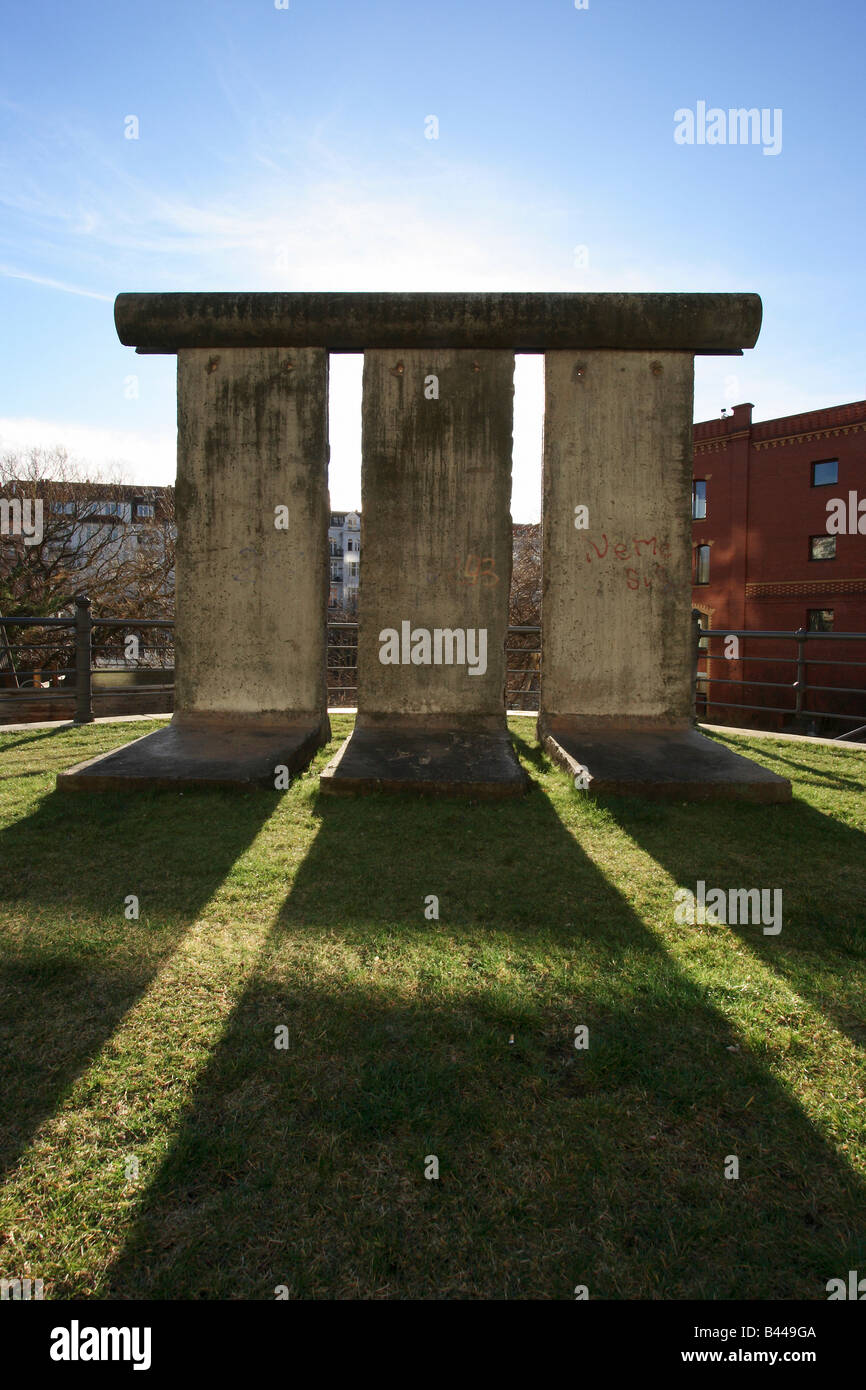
[0,716,864,1300]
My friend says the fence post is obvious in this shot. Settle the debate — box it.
[690,609,702,723]
[0,621,20,688]
[74,593,94,724]
[794,626,807,718]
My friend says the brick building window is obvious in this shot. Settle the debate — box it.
[807,608,834,632]
[811,460,838,487]
[694,544,710,585]
[809,535,836,561]
[692,480,707,520]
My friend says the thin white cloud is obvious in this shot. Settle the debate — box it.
[0,264,112,301]
[0,103,801,527]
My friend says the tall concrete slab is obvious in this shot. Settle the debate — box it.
[173,347,329,725]
[543,351,695,723]
[59,347,330,791]
[538,350,790,801]
[320,349,527,796]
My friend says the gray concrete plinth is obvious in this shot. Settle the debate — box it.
[324,347,528,796]
[320,718,527,798]
[540,718,792,802]
[57,716,328,792]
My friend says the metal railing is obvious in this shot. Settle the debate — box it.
[327,621,542,707]
[0,604,543,722]
[0,598,174,723]
[3,604,864,740]
[693,619,866,739]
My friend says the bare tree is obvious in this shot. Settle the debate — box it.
[1,446,172,613]
[510,522,541,627]
[508,522,541,707]
[0,446,175,687]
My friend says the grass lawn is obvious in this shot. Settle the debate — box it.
[0,715,864,1300]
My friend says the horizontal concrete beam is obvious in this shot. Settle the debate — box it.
[115,291,762,354]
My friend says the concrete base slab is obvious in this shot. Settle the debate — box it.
[320,722,529,798]
[56,717,329,792]
[539,719,792,802]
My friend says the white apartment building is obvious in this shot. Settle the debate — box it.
[47,486,170,568]
[328,510,360,612]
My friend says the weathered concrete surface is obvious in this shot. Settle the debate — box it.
[541,350,697,725]
[115,292,762,355]
[174,346,329,722]
[359,349,514,718]
[323,348,527,795]
[57,720,323,792]
[319,718,528,798]
[59,345,330,791]
[540,722,792,802]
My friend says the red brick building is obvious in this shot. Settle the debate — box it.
[691,398,866,734]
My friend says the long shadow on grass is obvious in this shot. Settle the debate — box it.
[101,779,865,1300]
[589,744,866,1052]
[0,785,277,1179]
[0,728,79,752]
[740,744,866,796]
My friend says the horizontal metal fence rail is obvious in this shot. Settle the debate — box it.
[3,608,865,736]
[324,622,543,707]
[0,600,176,723]
[695,625,866,737]
[1,607,545,720]
[325,621,358,698]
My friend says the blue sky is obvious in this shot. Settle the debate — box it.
[1,0,864,519]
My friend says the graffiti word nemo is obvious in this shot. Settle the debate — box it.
[583,534,674,591]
